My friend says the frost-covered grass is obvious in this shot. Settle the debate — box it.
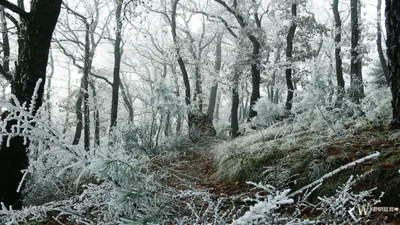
[0,84,397,224]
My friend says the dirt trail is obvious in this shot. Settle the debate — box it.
[153,150,249,197]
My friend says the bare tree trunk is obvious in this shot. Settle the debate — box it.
[83,26,91,151]
[350,0,364,103]
[164,113,170,136]
[120,74,134,123]
[386,0,400,127]
[72,83,83,145]
[274,88,279,104]
[110,0,123,129]
[0,0,61,209]
[207,33,222,121]
[215,92,221,122]
[89,81,100,147]
[0,6,11,81]
[377,0,389,86]
[333,0,345,90]
[231,70,240,137]
[285,4,297,111]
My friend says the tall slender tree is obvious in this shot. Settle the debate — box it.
[386,0,400,127]
[349,0,364,103]
[285,3,297,111]
[332,0,345,90]
[110,0,123,129]
[377,0,389,86]
[207,33,222,121]
[0,0,62,209]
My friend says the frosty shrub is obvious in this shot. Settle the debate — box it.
[0,82,89,206]
[315,175,382,224]
[253,97,287,127]
[232,183,294,225]
[86,126,168,224]
[110,121,160,155]
[229,152,382,225]
[0,86,167,223]
[173,189,244,225]
[361,86,391,124]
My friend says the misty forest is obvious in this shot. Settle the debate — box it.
[0,0,399,224]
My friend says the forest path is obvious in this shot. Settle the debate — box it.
[152,150,249,197]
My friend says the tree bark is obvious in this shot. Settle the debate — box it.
[386,0,400,127]
[82,24,91,151]
[0,0,61,209]
[72,83,83,145]
[350,0,364,103]
[377,0,390,86]
[89,81,100,147]
[231,70,240,137]
[248,36,261,119]
[120,78,134,123]
[110,0,123,129]
[285,4,297,111]
[207,33,222,121]
[0,6,11,81]
[333,0,345,89]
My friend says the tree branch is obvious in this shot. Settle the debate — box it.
[0,0,28,20]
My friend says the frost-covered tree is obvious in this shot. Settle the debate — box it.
[349,0,364,103]
[0,0,62,209]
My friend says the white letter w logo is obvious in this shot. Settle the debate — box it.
[356,204,371,216]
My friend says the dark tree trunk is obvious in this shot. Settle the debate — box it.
[207,33,222,121]
[215,92,221,122]
[248,36,261,120]
[350,0,364,103]
[333,0,345,89]
[72,84,83,145]
[231,70,240,137]
[193,65,202,112]
[377,0,390,86]
[0,0,61,209]
[120,80,134,123]
[89,81,100,147]
[386,0,400,127]
[285,4,297,111]
[0,6,11,81]
[164,112,170,136]
[110,0,123,129]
